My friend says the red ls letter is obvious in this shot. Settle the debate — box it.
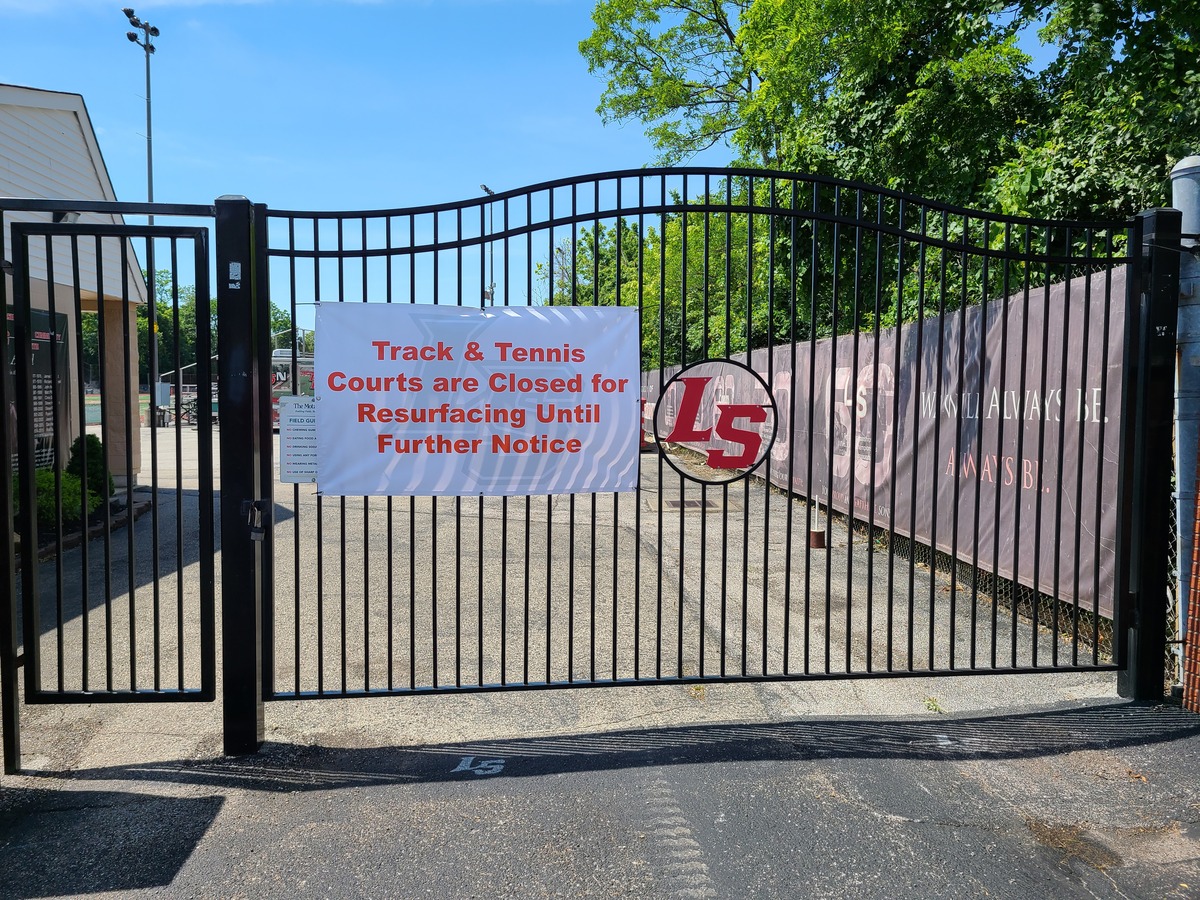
[664,377,713,443]
[709,404,767,468]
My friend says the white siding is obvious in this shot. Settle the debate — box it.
[0,85,146,305]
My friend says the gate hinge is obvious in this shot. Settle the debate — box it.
[241,499,268,541]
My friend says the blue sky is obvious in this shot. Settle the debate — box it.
[3,0,731,212]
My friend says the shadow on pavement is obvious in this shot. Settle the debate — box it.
[25,701,1200,793]
[0,787,223,899]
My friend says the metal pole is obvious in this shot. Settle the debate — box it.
[125,9,159,429]
[1118,207,1183,701]
[0,221,19,772]
[144,25,158,431]
[1173,156,1200,706]
[216,195,265,754]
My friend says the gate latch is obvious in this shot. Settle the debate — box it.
[241,499,267,542]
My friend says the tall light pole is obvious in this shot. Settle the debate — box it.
[480,184,495,306]
[123,8,160,426]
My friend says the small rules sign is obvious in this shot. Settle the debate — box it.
[315,303,640,496]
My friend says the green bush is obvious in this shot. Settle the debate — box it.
[11,469,102,528]
[65,434,113,500]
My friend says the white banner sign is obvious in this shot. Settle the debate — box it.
[315,303,641,496]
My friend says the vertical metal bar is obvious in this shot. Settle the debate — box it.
[1030,227,1055,666]
[970,219,992,669]
[742,176,754,677]
[167,242,183,690]
[990,223,1014,668]
[1070,230,1096,664]
[762,177,774,676]
[97,234,114,692]
[783,180,799,674]
[886,200,906,671]
[524,193,533,685]
[679,174,688,679]
[286,218,301,695]
[1050,227,1074,666]
[931,209,951,666]
[455,209,463,690]
[825,185,841,674]
[409,214,418,690]
[545,492,553,682]
[657,175,666,680]
[499,491,508,685]
[478,493,484,688]
[613,179,624,682]
[430,210,440,690]
[314,215,326,695]
[336,218,349,695]
[43,233,66,693]
[720,176,732,677]
[635,176,646,681]
[868,196,888,672]
[13,226,43,700]
[546,189,556,684]
[194,230,216,703]
[1093,236,1118,664]
[386,217,396,692]
[144,233,162,691]
[70,236,91,692]
[846,189,864,673]
[805,182,820,674]
[216,195,264,753]
[500,197,512,685]
[912,209,931,671]
[947,213,973,670]
[1011,225,1034,667]
[699,176,710,678]
[254,206,275,697]
[119,238,137,690]
[591,179,600,684]
[362,216,371,692]
[568,187,578,683]
[477,200,486,686]
[1,209,22,772]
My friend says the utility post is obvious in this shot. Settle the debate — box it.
[1119,207,1183,701]
[215,195,266,754]
[1173,156,1200,711]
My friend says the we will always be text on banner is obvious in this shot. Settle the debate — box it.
[315,303,640,496]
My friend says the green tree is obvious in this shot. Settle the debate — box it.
[135,270,200,386]
[83,275,305,388]
[582,0,1198,219]
[987,0,1200,219]
[580,0,761,162]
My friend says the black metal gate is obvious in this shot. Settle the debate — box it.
[215,172,1180,752]
[1,175,1182,767]
[1,201,216,771]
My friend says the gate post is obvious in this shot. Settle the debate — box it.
[216,195,265,753]
[1118,207,1183,701]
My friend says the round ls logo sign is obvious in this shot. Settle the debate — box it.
[652,359,778,485]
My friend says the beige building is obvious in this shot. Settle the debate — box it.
[1,83,146,485]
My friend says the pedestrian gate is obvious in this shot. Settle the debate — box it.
[1,172,1183,768]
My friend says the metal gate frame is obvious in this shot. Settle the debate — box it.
[0,182,1184,771]
[211,180,1183,756]
[2,200,215,773]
